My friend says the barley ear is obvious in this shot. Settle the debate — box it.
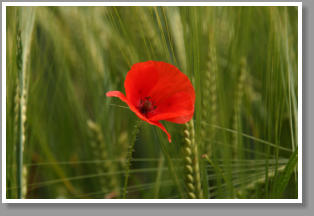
[183,120,203,198]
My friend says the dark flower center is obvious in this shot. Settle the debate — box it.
[138,97,156,116]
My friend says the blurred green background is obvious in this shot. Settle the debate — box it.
[6,6,298,199]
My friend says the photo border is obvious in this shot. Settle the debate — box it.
[1,1,303,204]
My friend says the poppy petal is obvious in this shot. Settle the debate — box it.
[124,61,159,107]
[151,121,172,143]
[144,61,195,107]
[106,91,128,104]
[163,113,194,124]
[147,91,194,123]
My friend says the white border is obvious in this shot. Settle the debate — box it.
[297,3,302,204]
[1,2,303,6]
[1,2,302,204]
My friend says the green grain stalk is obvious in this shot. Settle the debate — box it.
[153,154,164,198]
[15,22,23,198]
[201,46,218,157]
[232,57,247,159]
[87,120,120,198]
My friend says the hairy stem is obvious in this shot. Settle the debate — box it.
[122,121,140,198]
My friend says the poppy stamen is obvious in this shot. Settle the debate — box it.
[139,97,155,115]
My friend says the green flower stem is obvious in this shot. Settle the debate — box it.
[122,120,141,199]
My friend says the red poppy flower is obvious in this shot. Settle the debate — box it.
[106,61,195,143]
